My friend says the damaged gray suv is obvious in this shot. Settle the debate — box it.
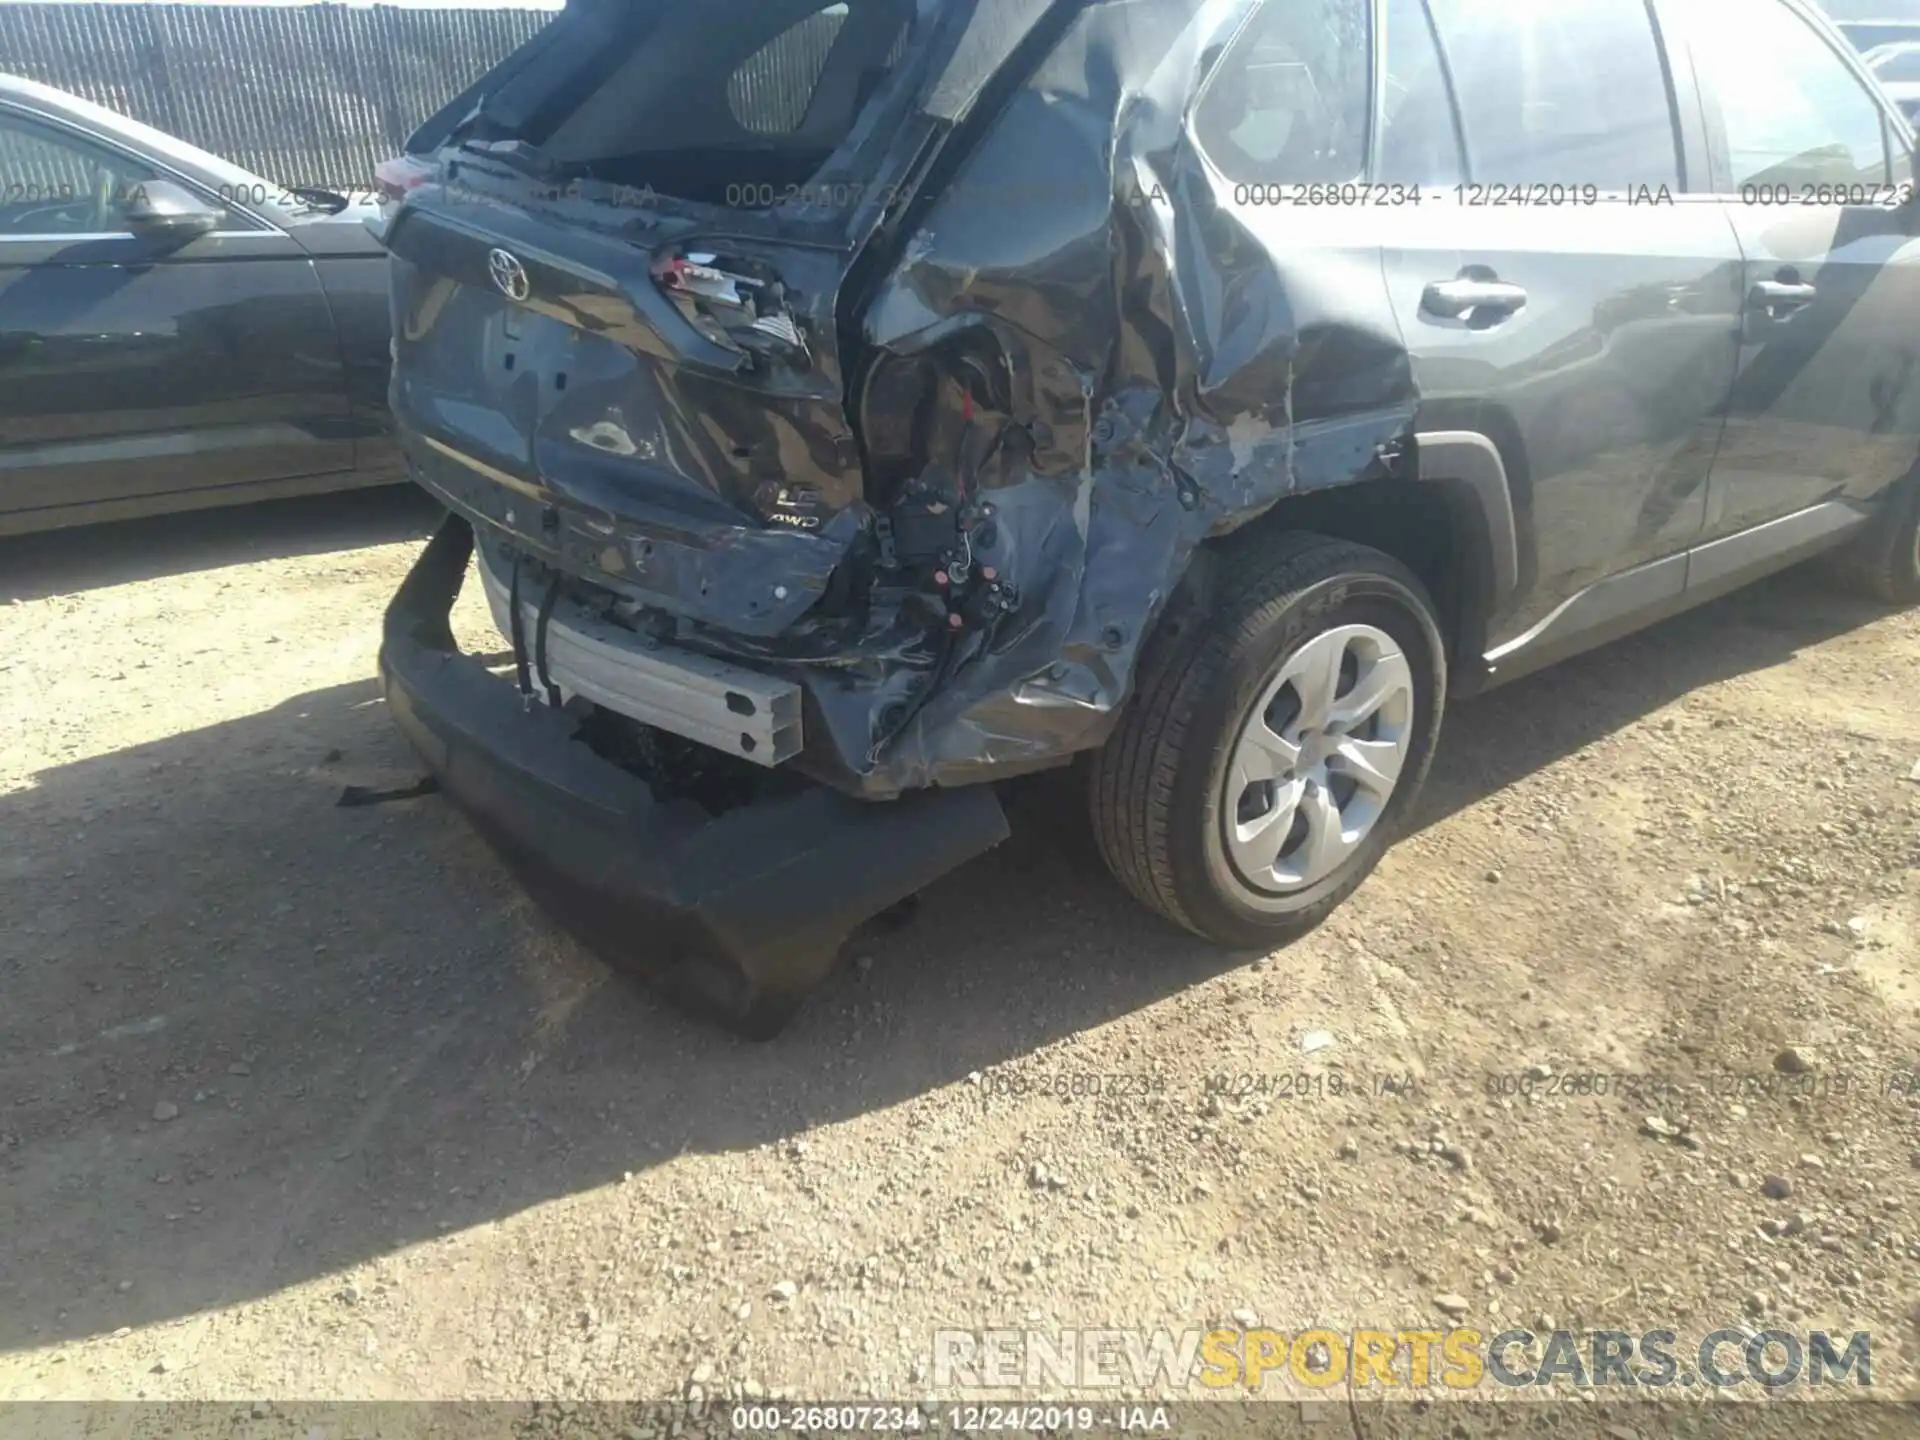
[379,0,1920,1034]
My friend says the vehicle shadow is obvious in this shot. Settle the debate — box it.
[0,561,1899,1353]
[1410,561,1899,834]
[0,486,442,604]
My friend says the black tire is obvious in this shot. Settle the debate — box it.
[1089,532,1447,947]
[1850,470,1920,605]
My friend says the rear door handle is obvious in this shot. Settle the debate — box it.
[1748,279,1818,316]
[1421,278,1530,321]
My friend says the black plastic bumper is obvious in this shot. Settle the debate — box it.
[377,514,1010,1037]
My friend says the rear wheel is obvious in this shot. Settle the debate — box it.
[1090,533,1447,947]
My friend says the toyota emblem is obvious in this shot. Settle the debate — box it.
[487,247,530,302]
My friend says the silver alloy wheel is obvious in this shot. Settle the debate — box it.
[1222,623,1416,894]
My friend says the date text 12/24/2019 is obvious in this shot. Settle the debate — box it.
[1230,181,1915,209]
[729,1405,1170,1432]
[1483,1069,1915,1101]
[1203,1070,1417,1100]
[1229,182,1677,208]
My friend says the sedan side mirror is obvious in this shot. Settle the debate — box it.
[122,179,223,243]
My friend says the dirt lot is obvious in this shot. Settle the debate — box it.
[1,489,1917,1422]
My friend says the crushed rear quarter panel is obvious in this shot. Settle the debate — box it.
[849,0,1418,791]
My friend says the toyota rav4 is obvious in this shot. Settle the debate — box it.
[378,0,1920,1034]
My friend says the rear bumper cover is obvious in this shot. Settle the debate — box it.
[377,513,1010,1033]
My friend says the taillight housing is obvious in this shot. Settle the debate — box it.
[651,249,808,365]
[373,155,434,219]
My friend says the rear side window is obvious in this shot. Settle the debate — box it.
[1378,0,1465,185]
[1193,0,1372,186]
[1692,0,1891,189]
[529,0,919,207]
[1426,0,1681,189]
[728,3,900,137]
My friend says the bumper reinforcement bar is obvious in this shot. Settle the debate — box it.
[475,543,803,766]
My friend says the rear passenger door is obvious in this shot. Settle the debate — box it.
[1376,0,1745,656]
[1667,0,1920,541]
[1181,0,1413,453]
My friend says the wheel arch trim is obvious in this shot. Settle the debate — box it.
[1414,429,1520,613]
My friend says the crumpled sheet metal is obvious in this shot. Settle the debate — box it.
[827,0,1419,795]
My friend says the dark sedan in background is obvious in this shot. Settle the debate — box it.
[1866,40,1920,120]
[1821,0,1920,50]
[0,74,400,536]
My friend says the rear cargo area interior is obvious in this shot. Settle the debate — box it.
[528,0,919,203]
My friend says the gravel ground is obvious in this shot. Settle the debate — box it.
[1,490,1917,1425]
